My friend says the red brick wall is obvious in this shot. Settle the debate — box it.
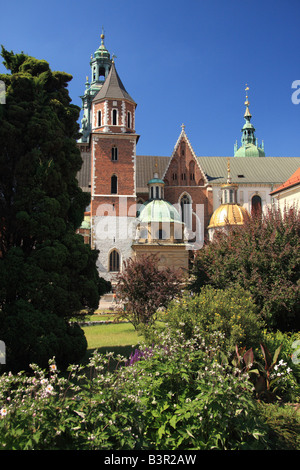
[91,136,136,196]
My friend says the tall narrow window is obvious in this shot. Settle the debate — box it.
[180,194,192,229]
[111,146,118,161]
[127,111,131,128]
[111,175,118,194]
[251,195,262,217]
[112,109,118,125]
[97,110,102,127]
[99,67,105,81]
[109,250,120,272]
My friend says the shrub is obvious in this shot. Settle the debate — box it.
[0,329,274,450]
[165,285,265,354]
[191,206,300,332]
[259,330,300,402]
[115,254,184,329]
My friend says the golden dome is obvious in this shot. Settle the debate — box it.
[208,203,250,229]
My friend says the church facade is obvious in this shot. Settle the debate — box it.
[77,33,300,283]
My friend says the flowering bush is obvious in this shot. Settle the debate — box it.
[0,329,275,450]
[191,206,300,332]
[259,330,300,402]
[165,285,265,354]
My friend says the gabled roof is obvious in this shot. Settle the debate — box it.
[162,126,208,185]
[92,62,136,104]
[135,156,300,191]
[270,166,300,195]
[198,157,300,186]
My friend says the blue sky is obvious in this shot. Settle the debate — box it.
[1,0,299,157]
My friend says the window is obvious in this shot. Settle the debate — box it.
[111,146,118,161]
[109,250,120,272]
[172,173,177,181]
[112,109,118,125]
[180,194,192,228]
[181,173,186,181]
[111,175,117,194]
[251,195,262,217]
[97,110,102,127]
[99,67,105,81]
[127,111,131,128]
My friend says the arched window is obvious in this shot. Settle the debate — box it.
[112,109,118,125]
[97,110,102,127]
[109,250,120,272]
[252,195,262,217]
[180,194,192,229]
[111,175,118,194]
[99,67,105,81]
[111,146,118,161]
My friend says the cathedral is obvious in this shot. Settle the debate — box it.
[76,32,300,284]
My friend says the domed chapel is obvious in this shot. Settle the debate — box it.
[76,32,300,283]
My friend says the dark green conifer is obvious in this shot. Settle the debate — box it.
[0,48,110,371]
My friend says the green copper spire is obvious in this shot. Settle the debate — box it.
[234,85,265,157]
[78,28,113,142]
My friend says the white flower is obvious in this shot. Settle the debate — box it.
[45,384,54,394]
[0,408,8,417]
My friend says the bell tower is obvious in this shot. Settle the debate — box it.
[89,58,139,282]
[79,29,113,142]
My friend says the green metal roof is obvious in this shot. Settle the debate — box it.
[198,156,300,185]
[135,155,300,190]
[138,199,181,223]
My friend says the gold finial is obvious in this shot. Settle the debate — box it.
[101,26,105,41]
[245,84,250,106]
[227,157,232,184]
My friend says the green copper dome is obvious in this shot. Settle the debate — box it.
[235,143,265,158]
[147,177,165,185]
[138,200,182,224]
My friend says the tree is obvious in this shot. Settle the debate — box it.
[0,48,110,371]
[190,206,300,332]
[115,254,184,329]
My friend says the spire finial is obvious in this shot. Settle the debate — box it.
[227,157,232,184]
[101,26,105,42]
[181,123,185,131]
[245,84,250,106]
[244,84,252,120]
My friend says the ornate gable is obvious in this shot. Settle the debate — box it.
[162,125,208,187]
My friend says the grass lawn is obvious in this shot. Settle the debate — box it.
[82,321,141,364]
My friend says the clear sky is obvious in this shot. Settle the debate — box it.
[1,0,299,158]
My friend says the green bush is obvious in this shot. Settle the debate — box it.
[165,285,265,354]
[0,329,274,450]
[258,403,300,450]
[259,330,300,402]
